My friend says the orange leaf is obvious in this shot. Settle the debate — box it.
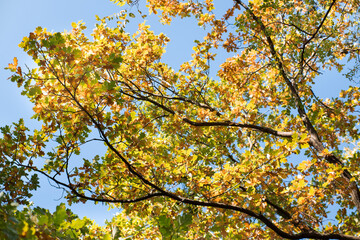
[7,57,18,71]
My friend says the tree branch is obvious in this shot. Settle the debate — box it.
[183,118,294,138]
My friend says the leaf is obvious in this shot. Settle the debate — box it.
[71,218,85,229]
[158,216,172,238]
[104,81,116,90]
[297,197,306,205]
[297,160,311,172]
[28,86,41,96]
[35,26,43,34]
[53,204,67,225]
[13,57,18,67]
[37,214,49,225]
[7,57,18,71]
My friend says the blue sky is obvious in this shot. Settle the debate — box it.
[0,0,350,226]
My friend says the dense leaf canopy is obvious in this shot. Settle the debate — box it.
[2,0,360,239]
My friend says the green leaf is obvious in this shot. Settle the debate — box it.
[158,215,172,238]
[138,132,146,141]
[105,81,116,90]
[53,203,67,225]
[37,214,49,225]
[179,213,192,227]
[10,75,21,83]
[71,218,85,229]
[28,86,41,96]
[109,53,123,66]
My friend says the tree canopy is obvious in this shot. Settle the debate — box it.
[2,0,360,239]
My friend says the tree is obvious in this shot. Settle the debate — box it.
[2,0,360,238]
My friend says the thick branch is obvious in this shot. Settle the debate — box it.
[183,118,294,138]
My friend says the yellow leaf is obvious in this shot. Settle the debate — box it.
[297,179,307,188]
[102,233,112,240]
[309,187,315,196]
[13,57,18,67]
[21,221,29,237]
[297,197,305,205]
[297,160,311,172]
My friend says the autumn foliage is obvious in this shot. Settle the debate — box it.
[2,0,360,239]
